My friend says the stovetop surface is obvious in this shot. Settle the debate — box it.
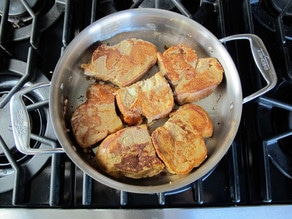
[0,0,291,215]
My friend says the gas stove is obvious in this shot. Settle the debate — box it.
[0,0,291,218]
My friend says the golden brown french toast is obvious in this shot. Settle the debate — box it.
[115,72,174,125]
[96,124,165,179]
[151,104,212,174]
[81,38,158,88]
[157,43,223,104]
[70,83,123,148]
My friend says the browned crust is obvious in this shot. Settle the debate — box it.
[96,124,165,179]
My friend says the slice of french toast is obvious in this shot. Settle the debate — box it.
[96,124,165,179]
[157,43,223,104]
[115,72,174,125]
[82,38,158,88]
[151,104,213,174]
[70,83,123,148]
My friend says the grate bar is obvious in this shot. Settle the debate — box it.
[217,0,226,38]
[261,140,272,203]
[19,0,39,49]
[0,135,26,205]
[50,152,62,206]
[171,0,192,18]
[158,192,166,205]
[0,0,12,56]
[120,191,128,206]
[258,97,292,111]
[82,173,92,205]
[229,143,241,203]
[26,100,49,111]
[90,0,98,23]
[0,46,37,108]
[62,0,72,50]
[277,0,292,43]
[130,0,144,8]
[192,179,204,204]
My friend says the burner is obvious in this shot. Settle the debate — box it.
[0,0,51,27]
[257,81,292,179]
[251,0,292,40]
[0,59,55,193]
[258,81,292,145]
[0,0,65,41]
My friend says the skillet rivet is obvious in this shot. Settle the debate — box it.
[230,102,234,110]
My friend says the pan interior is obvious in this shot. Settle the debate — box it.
[51,9,242,192]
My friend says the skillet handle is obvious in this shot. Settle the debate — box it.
[10,82,64,155]
[220,34,277,104]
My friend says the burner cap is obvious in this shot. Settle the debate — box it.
[0,0,64,41]
[0,0,54,27]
